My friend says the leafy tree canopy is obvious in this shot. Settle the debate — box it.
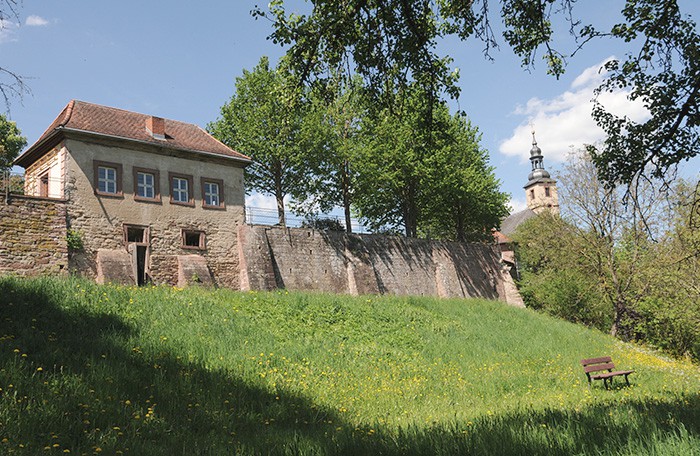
[0,113,26,172]
[255,0,700,187]
[208,56,317,225]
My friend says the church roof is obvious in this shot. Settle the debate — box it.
[499,208,537,236]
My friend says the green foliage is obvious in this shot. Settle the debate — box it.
[514,153,700,361]
[354,86,508,239]
[0,113,26,172]
[0,276,699,455]
[291,75,366,232]
[66,228,83,252]
[634,296,700,361]
[518,268,611,331]
[300,215,344,231]
[420,114,510,242]
[587,0,700,186]
[208,56,316,225]
[256,0,700,188]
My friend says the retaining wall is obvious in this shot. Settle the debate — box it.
[238,225,522,305]
[0,195,68,277]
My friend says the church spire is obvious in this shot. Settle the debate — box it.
[527,130,551,183]
[524,129,559,215]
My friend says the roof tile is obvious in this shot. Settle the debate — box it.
[20,100,249,165]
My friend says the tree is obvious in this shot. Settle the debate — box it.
[208,57,315,226]
[1,1,29,110]
[0,113,26,172]
[421,114,509,241]
[514,150,672,337]
[255,0,700,188]
[352,85,433,237]
[353,85,507,240]
[292,75,365,233]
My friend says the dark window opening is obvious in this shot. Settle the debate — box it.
[182,230,205,250]
[127,227,145,243]
[123,225,149,247]
[544,187,551,197]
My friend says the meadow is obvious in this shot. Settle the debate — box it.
[0,275,698,455]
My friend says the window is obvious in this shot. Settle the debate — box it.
[182,229,205,250]
[169,173,194,206]
[201,178,225,209]
[93,161,123,197]
[123,225,149,245]
[39,173,49,197]
[530,189,535,200]
[544,187,551,197]
[99,167,117,193]
[133,167,160,202]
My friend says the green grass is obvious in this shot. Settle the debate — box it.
[0,275,698,455]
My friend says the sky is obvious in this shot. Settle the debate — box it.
[3,1,699,215]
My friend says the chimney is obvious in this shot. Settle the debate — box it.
[146,116,165,140]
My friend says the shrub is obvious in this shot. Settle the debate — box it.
[518,268,611,331]
[66,228,84,251]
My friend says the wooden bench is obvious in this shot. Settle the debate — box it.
[581,356,634,389]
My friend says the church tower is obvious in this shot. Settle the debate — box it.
[524,131,559,215]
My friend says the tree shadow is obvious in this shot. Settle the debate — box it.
[1,277,697,455]
[0,277,348,454]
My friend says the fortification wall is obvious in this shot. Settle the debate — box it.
[0,195,68,277]
[238,225,522,305]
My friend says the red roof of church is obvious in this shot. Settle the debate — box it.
[15,100,250,167]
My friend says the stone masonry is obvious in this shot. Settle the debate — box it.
[0,195,68,276]
[238,225,523,306]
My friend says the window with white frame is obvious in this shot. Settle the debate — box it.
[133,167,160,202]
[93,161,123,197]
[137,172,156,199]
[98,166,117,194]
[172,177,189,203]
[204,181,219,206]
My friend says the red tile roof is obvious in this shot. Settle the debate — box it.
[16,100,250,167]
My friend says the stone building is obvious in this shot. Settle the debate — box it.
[13,100,251,287]
[493,132,559,286]
[499,131,559,239]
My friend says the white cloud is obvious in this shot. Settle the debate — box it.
[508,197,528,214]
[25,15,49,27]
[499,57,650,164]
[0,19,17,43]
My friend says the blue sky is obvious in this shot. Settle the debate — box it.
[3,1,699,214]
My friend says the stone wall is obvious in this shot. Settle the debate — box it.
[0,195,68,276]
[238,225,523,306]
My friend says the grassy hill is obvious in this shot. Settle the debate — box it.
[0,276,698,455]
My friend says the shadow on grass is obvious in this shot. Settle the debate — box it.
[0,276,698,455]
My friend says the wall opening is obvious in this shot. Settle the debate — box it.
[182,229,206,250]
[124,224,150,286]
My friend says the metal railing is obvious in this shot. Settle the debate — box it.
[2,170,24,201]
[245,206,369,233]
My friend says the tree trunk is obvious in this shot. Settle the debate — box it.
[342,159,352,233]
[274,164,286,226]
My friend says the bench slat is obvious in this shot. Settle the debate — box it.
[591,370,634,380]
[584,362,615,373]
[581,356,612,366]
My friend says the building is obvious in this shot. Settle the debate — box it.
[13,100,251,287]
[499,131,559,239]
[494,132,558,276]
